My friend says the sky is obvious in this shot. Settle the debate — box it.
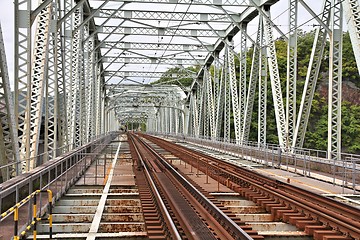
[0,0,330,88]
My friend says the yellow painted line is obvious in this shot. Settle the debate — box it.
[103,164,113,185]
[256,169,337,194]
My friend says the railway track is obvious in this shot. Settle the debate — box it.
[3,133,359,240]
[128,133,257,240]
[136,132,360,240]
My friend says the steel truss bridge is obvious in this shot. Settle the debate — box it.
[0,0,360,180]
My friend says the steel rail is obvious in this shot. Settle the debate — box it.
[132,133,253,240]
[168,144,360,222]
[141,133,360,239]
[130,134,221,240]
[127,134,182,240]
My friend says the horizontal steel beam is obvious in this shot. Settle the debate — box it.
[97,26,225,37]
[95,10,239,22]
[102,56,204,65]
[96,0,252,6]
[100,41,211,51]
[104,71,196,78]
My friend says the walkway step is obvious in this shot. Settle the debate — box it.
[248,222,298,231]
[53,206,98,214]
[236,213,273,222]
[37,223,91,233]
[28,232,147,239]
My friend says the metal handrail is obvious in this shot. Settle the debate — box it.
[0,132,118,240]
[1,189,53,240]
[0,132,113,183]
[150,132,360,193]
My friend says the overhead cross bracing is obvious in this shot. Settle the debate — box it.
[107,84,186,122]
[1,0,360,181]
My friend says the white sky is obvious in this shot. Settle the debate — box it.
[0,0,339,87]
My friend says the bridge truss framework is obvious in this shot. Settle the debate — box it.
[1,0,360,178]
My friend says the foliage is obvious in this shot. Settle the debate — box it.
[342,32,360,86]
[246,31,360,154]
[151,66,200,87]
[155,31,360,154]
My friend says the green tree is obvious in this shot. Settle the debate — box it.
[152,66,200,87]
[155,31,360,154]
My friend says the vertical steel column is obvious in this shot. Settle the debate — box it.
[242,18,261,143]
[73,7,84,146]
[238,23,247,143]
[153,116,157,133]
[156,111,160,133]
[44,1,59,161]
[160,109,163,133]
[167,107,171,133]
[258,15,268,146]
[203,79,209,137]
[83,23,91,141]
[48,1,60,159]
[183,104,188,135]
[26,0,52,169]
[0,23,21,179]
[196,84,202,137]
[163,108,167,133]
[224,52,231,142]
[227,40,241,143]
[286,0,298,149]
[110,109,116,131]
[205,68,215,138]
[44,0,63,161]
[328,0,343,161]
[198,78,206,137]
[169,107,173,133]
[178,106,184,134]
[14,0,31,164]
[104,109,108,133]
[187,100,192,135]
[175,107,179,134]
[85,32,96,141]
[263,6,286,148]
[56,0,68,153]
[64,0,75,147]
[95,65,102,136]
[188,91,198,136]
[101,91,106,134]
[213,53,220,136]
[215,58,225,139]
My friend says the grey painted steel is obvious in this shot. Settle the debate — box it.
[292,0,332,149]
[0,24,21,180]
[327,0,343,161]
[4,0,360,179]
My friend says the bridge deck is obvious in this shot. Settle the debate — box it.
[1,133,359,240]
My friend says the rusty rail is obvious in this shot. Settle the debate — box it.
[130,132,253,240]
[140,133,360,240]
[128,134,181,239]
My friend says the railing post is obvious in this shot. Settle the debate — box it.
[47,190,53,239]
[14,205,19,240]
[33,193,37,240]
